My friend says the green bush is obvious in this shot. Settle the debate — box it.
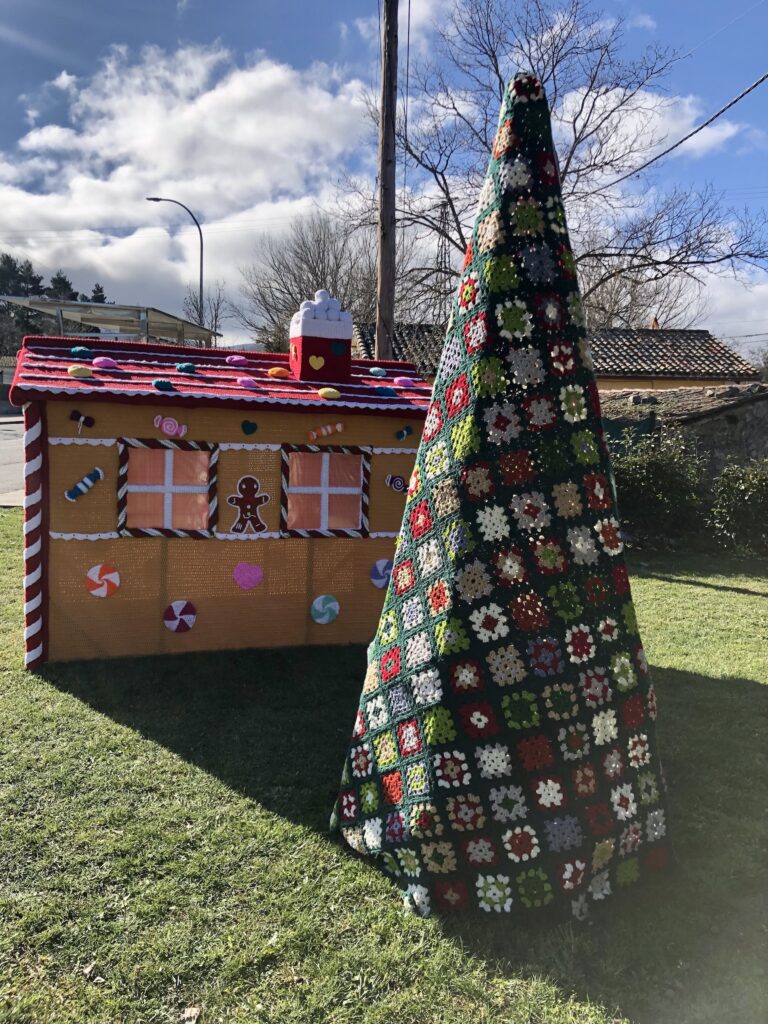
[707,459,768,554]
[610,426,707,543]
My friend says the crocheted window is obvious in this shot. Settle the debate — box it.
[282,446,370,536]
[117,440,218,538]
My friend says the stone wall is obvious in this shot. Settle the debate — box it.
[599,383,768,482]
[682,398,768,477]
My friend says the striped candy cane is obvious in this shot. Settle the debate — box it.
[22,402,45,669]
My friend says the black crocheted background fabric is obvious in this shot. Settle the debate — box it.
[331,73,671,920]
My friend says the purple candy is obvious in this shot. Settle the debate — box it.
[93,357,118,369]
[393,376,415,387]
[237,376,260,390]
[226,354,249,366]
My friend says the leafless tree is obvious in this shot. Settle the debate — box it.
[747,343,768,381]
[345,0,768,327]
[234,212,420,351]
[576,227,709,329]
[182,280,230,347]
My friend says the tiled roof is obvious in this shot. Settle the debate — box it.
[588,328,759,380]
[353,323,760,381]
[10,336,432,417]
[353,324,447,377]
[599,382,768,424]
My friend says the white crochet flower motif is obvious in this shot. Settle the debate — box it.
[567,525,599,565]
[469,604,510,644]
[476,743,513,779]
[592,709,618,746]
[476,504,510,542]
[611,783,638,821]
[510,492,551,532]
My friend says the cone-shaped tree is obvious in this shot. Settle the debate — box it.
[332,74,671,920]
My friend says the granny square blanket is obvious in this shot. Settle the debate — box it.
[331,73,671,920]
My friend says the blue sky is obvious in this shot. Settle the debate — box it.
[0,0,766,345]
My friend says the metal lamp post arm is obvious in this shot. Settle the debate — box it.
[146,197,204,327]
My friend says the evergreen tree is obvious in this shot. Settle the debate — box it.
[0,255,45,353]
[0,256,109,353]
[46,270,78,301]
[78,283,108,304]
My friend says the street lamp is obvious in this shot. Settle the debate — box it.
[145,197,204,326]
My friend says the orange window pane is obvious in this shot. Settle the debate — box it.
[128,448,164,484]
[289,452,323,486]
[173,450,209,486]
[328,454,362,487]
[172,493,209,530]
[328,492,362,529]
[126,492,164,528]
[287,493,322,530]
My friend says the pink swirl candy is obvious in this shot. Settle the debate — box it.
[153,415,187,437]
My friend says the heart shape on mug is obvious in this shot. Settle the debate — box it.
[233,562,263,590]
[330,341,346,357]
[241,420,258,435]
[309,354,325,370]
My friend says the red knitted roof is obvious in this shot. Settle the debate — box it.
[10,336,431,417]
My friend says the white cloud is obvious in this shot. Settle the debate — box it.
[50,70,78,93]
[555,87,745,171]
[628,14,657,30]
[354,16,379,48]
[0,44,368,341]
[697,271,768,357]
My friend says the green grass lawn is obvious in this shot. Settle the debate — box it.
[1,508,766,1024]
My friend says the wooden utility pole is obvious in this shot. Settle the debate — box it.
[375,0,398,361]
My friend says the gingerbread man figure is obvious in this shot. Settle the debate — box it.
[227,476,270,534]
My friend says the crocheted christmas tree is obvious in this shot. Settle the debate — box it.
[331,73,671,920]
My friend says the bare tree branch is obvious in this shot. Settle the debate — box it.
[340,0,768,328]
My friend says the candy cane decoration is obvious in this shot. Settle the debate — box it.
[22,402,45,669]
[64,467,104,502]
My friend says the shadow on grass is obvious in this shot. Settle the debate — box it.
[627,551,768,583]
[41,644,367,832]
[630,571,768,598]
[42,653,768,1024]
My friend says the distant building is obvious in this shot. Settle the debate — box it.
[353,323,760,389]
[600,382,768,477]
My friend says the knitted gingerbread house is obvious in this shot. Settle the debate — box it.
[10,291,429,667]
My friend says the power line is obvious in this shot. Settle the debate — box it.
[607,69,768,188]
[0,207,350,243]
[682,0,767,59]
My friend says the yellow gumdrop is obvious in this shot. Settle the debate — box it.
[68,364,93,379]
[317,387,341,400]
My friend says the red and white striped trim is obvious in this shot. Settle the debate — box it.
[22,402,46,668]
